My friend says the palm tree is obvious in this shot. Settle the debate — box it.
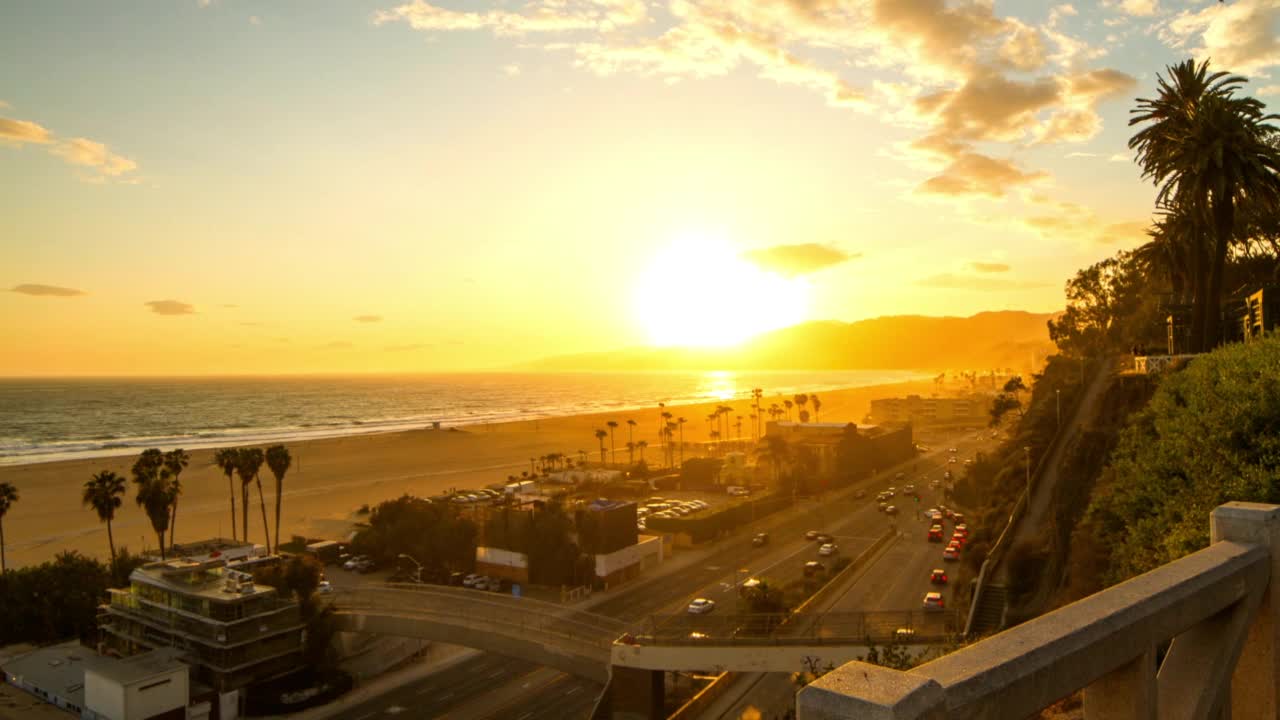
[606,420,618,464]
[811,395,822,422]
[626,419,637,462]
[83,470,125,571]
[1130,58,1280,351]
[784,399,794,421]
[794,394,809,422]
[213,448,239,541]
[0,482,17,573]
[735,415,743,440]
[751,388,764,440]
[625,441,635,465]
[677,417,687,465]
[637,440,648,463]
[265,445,292,554]
[664,424,676,467]
[253,457,272,553]
[132,449,171,559]
[235,448,265,545]
[656,402,666,439]
[163,449,189,553]
[595,429,608,464]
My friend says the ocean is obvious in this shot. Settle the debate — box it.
[0,370,928,466]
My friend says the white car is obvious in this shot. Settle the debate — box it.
[343,556,365,571]
[686,598,716,615]
[818,543,838,557]
[317,580,333,594]
[462,573,482,587]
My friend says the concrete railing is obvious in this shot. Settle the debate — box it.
[329,584,626,682]
[799,502,1280,719]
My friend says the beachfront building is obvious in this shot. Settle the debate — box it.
[867,394,991,428]
[99,559,305,718]
[2,640,202,720]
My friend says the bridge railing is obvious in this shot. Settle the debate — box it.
[330,584,625,657]
[798,502,1280,719]
[635,609,962,647]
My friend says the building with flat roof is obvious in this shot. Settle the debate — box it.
[2,640,200,720]
[98,558,305,716]
[867,394,991,428]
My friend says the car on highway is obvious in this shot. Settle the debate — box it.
[948,457,958,464]
[803,561,826,577]
[894,627,916,641]
[854,488,866,498]
[317,580,333,594]
[818,542,838,557]
[923,592,946,611]
[953,513,966,525]
[942,545,960,561]
[815,533,834,544]
[752,532,770,547]
[727,486,750,496]
[687,598,716,614]
[886,487,896,497]
[950,533,966,548]
[877,501,889,512]
[928,525,944,542]
[954,523,969,537]
[903,483,916,495]
[805,530,820,541]
[948,447,958,453]
[884,505,899,516]
[930,569,948,585]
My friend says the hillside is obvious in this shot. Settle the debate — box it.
[521,310,1057,372]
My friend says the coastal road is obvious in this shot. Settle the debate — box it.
[326,429,989,720]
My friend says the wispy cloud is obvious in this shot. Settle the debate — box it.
[970,262,1011,273]
[1,113,137,181]
[743,244,859,276]
[917,273,1049,291]
[0,118,53,144]
[145,299,195,316]
[11,283,86,297]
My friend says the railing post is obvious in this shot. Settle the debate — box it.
[1211,502,1280,719]
[797,662,946,720]
[1083,646,1157,719]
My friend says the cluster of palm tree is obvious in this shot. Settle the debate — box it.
[1129,59,1280,353]
[211,445,292,554]
[126,448,190,561]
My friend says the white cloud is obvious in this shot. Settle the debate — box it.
[1160,0,1280,75]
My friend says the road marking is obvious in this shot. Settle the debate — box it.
[356,713,375,720]
[567,686,582,696]
[487,669,504,679]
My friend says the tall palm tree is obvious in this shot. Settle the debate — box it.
[625,441,635,465]
[677,417,687,465]
[794,394,809,422]
[595,429,608,464]
[663,424,676,467]
[606,420,618,463]
[656,402,666,439]
[626,419,637,462]
[265,445,292,554]
[0,482,17,573]
[636,440,648,463]
[811,395,822,422]
[235,448,265,546]
[163,449,189,553]
[751,388,764,440]
[784,399,794,421]
[214,448,239,541]
[1130,58,1280,351]
[83,470,126,571]
[132,449,171,559]
[735,415,743,440]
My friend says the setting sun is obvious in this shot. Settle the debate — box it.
[632,232,810,348]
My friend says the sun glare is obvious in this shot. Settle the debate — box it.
[632,232,810,348]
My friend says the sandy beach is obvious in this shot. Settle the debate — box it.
[0,379,937,569]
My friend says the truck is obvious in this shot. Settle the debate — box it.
[305,540,342,566]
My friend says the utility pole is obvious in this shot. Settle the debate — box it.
[1055,389,1061,429]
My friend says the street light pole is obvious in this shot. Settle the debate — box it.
[397,553,423,584]
[1055,389,1061,429]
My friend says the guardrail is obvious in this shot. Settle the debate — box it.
[633,610,962,647]
[799,502,1280,720]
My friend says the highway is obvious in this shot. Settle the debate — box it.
[326,429,992,720]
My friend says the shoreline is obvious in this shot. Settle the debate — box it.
[0,370,934,467]
[0,377,941,570]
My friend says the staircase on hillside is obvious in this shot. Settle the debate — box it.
[969,584,1008,635]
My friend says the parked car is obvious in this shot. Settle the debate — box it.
[687,598,716,614]
[923,592,946,611]
[356,559,377,574]
[818,543,838,557]
[462,573,482,587]
[342,555,366,571]
[752,533,770,547]
[930,569,948,585]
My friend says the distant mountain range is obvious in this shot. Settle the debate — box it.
[522,311,1058,372]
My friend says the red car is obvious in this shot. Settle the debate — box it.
[943,545,960,561]
[950,533,966,548]
[930,569,948,585]
[927,525,944,542]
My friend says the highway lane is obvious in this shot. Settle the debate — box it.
[323,429,985,720]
